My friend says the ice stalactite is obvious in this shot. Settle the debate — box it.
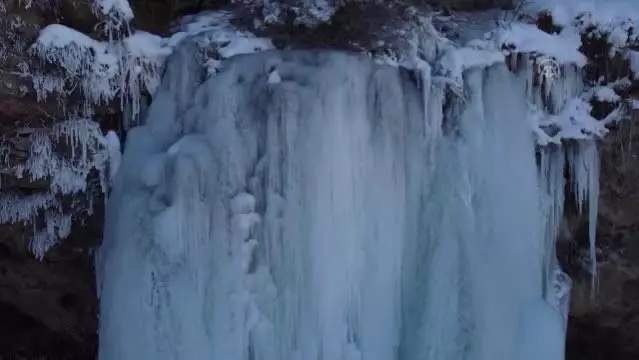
[509,53,603,303]
[2,6,273,259]
[0,0,145,258]
[99,42,570,360]
[0,118,113,256]
[566,141,600,292]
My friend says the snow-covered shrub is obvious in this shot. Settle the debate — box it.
[30,24,120,109]
[29,23,173,123]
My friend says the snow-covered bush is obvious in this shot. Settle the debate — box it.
[30,23,172,122]
[30,24,120,108]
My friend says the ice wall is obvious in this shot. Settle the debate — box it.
[98,41,566,360]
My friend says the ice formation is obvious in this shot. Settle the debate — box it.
[0,118,113,256]
[97,37,600,359]
[0,8,274,259]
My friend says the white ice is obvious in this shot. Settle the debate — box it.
[98,43,569,360]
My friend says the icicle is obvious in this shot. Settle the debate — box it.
[566,141,600,295]
[537,146,567,303]
[0,116,116,258]
[0,192,57,224]
[29,212,73,260]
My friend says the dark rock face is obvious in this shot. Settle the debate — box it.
[565,109,639,360]
[0,240,98,359]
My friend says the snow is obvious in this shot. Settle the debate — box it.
[529,0,639,55]
[35,23,110,52]
[31,24,120,106]
[31,24,172,124]
[434,43,504,89]
[593,86,621,102]
[495,23,587,66]
[530,0,639,27]
[535,98,608,144]
[123,31,172,59]
[169,11,274,59]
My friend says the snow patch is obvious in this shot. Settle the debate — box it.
[536,98,608,144]
[530,0,639,55]
[170,11,274,63]
[495,23,586,66]
[592,86,621,102]
[30,24,120,106]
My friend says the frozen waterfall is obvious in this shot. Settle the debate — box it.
[97,42,568,360]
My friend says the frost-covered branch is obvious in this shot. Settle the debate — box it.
[0,117,114,257]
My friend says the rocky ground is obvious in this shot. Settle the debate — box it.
[0,0,638,359]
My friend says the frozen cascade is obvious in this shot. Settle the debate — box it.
[98,41,572,360]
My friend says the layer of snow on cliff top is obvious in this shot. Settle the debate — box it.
[593,86,621,102]
[531,0,639,26]
[32,24,119,77]
[123,31,173,59]
[36,24,107,50]
[533,98,609,145]
[169,11,273,74]
[495,23,586,66]
[169,11,273,56]
[32,10,273,97]
[432,42,504,90]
